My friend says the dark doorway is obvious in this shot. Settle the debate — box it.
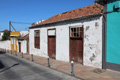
[19,42,21,53]
[27,39,29,54]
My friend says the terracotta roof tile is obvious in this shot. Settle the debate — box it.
[18,34,29,40]
[32,3,103,27]
[2,29,9,32]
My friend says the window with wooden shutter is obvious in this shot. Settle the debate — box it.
[34,30,40,49]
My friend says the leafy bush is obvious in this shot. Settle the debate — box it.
[2,32,10,41]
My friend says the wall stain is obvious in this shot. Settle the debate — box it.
[84,35,89,41]
[95,22,99,29]
[89,54,96,62]
[86,26,90,31]
[90,47,92,50]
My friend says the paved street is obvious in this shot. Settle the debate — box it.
[0,51,82,80]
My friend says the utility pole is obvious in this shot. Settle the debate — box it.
[9,21,11,40]
[9,21,11,32]
[9,21,31,32]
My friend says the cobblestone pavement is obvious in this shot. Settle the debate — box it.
[4,50,120,80]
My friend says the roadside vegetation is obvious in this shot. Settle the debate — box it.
[2,32,10,41]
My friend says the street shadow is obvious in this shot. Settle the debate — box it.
[0,63,19,73]
[0,51,5,54]
[0,61,4,69]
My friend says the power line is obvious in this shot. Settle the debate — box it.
[11,24,16,31]
[9,21,32,32]
[11,21,32,24]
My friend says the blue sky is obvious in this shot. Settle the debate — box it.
[0,0,95,31]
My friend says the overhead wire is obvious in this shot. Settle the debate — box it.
[10,21,32,32]
[11,21,32,24]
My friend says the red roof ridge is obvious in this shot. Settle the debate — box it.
[18,34,29,40]
[31,3,103,28]
[2,29,9,32]
[58,3,103,15]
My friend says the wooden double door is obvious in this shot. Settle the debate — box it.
[70,27,83,64]
[48,36,56,59]
[70,38,83,63]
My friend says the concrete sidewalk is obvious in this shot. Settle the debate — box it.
[5,50,120,80]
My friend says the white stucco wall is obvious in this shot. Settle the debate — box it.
[29,16,103,68]
[83,17,103,68]
[29,27,50,57]
[48,30,55,35]
[0,40,11,50]
[0,36,2,40]
[18,40,27,53]
[56,25,70,62]
[29,25,70,61]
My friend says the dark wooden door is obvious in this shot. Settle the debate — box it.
[48,36,56,59]
[27,39,29,54]
[19,42,21,52]
[70,38,83,63]
[70,27,83,64]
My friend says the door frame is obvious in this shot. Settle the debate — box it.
[69,25,84,64]
[27,39,29,54]
[47,28,56,58]
[18,42,21,53]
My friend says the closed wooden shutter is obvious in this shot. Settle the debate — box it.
[34,30,40,49]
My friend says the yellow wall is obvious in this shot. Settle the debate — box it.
[10,31,20,51]
[11,37,14,51]
[11,37,18,51]
[11,31,20,36]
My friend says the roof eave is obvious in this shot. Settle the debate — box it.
[29,13,102,29]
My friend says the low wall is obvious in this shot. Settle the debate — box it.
[0,40,11,50]
[0,36,2,40]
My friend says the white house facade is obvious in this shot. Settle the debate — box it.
[29,4,103,68]
[18,34,29,54]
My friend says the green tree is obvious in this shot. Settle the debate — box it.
[95,0,106,5]
[2,31,10,41]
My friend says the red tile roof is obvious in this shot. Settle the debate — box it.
[18,34,29,40]
[2,29,9,32]
[31,3,103,28]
